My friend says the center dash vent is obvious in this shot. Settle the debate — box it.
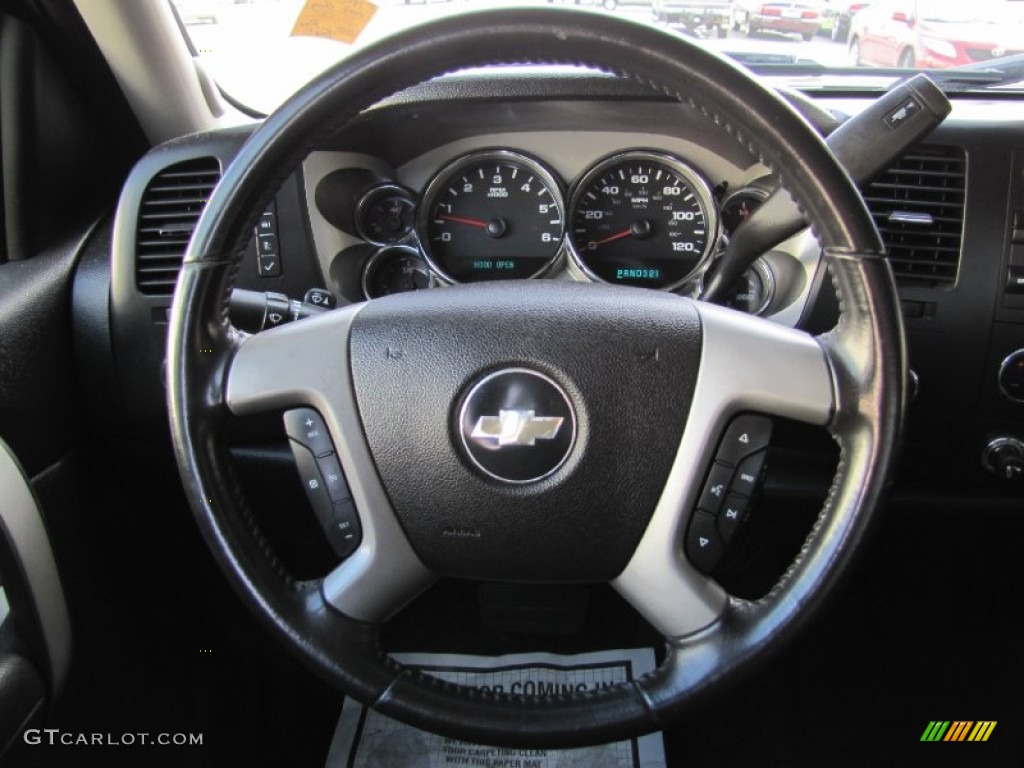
[862,145,965,288]
[135,157,221,296]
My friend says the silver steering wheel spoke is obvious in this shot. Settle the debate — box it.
[224,308,435,623]
[613,301,836,640]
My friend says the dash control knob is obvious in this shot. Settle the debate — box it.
[998,350,1024,404]
[982,437,1024,482]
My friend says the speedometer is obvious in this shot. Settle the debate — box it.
[419,150,564,283]
[567,151,718,290]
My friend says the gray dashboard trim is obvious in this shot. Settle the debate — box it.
[302,152,396,289]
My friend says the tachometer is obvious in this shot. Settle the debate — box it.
[567,151,718,290]
[419,150,564,283]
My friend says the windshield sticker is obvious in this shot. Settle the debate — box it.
[291,0,376,45]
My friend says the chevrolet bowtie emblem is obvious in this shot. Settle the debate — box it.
[470,410,565,447]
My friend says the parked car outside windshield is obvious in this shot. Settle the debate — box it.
[170,0,1024,113]
[849,0,1024,68]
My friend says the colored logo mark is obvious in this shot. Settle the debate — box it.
[920,721,997,742]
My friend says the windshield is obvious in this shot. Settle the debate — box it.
[170,0,1024,114]
[918,0,1018,22]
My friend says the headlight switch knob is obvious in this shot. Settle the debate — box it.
[982,437,1024,482]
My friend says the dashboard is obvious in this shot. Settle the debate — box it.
[92,72,1024,496]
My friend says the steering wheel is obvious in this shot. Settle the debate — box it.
[168,8,903,748]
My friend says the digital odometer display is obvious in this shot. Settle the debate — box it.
[568,152,718,290]
[419,151,564,283]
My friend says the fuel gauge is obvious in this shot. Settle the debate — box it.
[723,259,775,315]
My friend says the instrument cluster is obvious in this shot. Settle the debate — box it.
[321,147,774,313]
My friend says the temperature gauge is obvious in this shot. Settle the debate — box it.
[363,247,432,299]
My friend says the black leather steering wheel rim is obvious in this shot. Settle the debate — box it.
[167,8,904,748]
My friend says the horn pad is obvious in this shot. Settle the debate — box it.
[349,281,702,581]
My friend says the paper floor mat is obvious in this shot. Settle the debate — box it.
[326,647,666,768]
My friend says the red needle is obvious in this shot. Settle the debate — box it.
[439,214,487,228]
[592,228,633,248]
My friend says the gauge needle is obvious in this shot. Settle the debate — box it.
[592,228,633,248]
[439,214,488,228]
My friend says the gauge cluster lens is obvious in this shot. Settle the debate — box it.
[363,247,432,299]
[419,151,564,283]
[355,184,417,246]
[724,261,774,315]
[720,188,768,238]
[567,152,718,290]
[352,150,764,305]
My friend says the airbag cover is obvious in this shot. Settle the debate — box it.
[349,281,701,581]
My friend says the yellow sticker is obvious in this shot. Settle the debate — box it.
[291,0,377,45]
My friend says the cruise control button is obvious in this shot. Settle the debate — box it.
[326,500,362,559]
[288,441,333,527]
[716,414,772,467]
[686,511,724,574]
[283,408,334,457]
[316,453,350,502]
[731,450,766,496]
[697,462,733,515]
[718,493,750,543]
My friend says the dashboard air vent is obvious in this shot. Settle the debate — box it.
[862,145,965,288]
[135,158,221,296]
